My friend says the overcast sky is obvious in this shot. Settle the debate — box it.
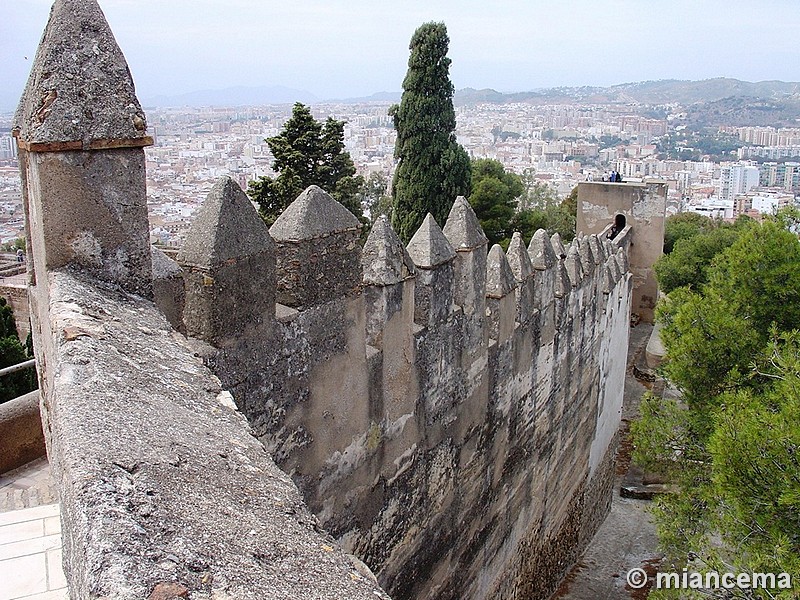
[2,0,800,111]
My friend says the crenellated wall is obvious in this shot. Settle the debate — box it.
[177,179,633,600]
[15,2,633,598]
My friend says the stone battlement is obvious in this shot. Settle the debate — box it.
[13,2,633,599]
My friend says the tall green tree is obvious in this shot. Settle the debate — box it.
[390,22,471,242]
[633,218,800,596]
[248,102,364,226]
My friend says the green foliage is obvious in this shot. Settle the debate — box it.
[1,237,25,252]
[663,212,714,254]
[654,225,744,293]
[358,172,392,223]
[0,297,37,404]
[248,103,364,226]
[390,22,471,242]
[634,219,800,591]
[468,158,524,246]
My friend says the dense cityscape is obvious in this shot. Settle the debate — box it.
[1,98,799,247]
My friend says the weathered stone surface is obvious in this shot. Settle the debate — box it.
[179,177,273,269]
[406,214,456,269]
[270,185,360,241]
[178,177,275,342]
[442,196,488,251]
[550,232,567,259]
[14,0,150,149]
[35,271,389,600]
[0,391,45,475]
[616,247,630,273]
[151,246,185,334]
[486,245,516,299]
[565,244,583,287]
[555,260,571,299]
[506,232,534,283]
[528,229,557,270]
[578,235,596,275]
[269,187,361,309]
[362,215,415,286]
[589,234,605,264]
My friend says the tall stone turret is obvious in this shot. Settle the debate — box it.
[14,0,153,297]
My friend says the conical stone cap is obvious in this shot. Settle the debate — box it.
[270,185,360,241]
[555,261,571,299]
[589,234,604,263]
[406,214,456,269]
[14,0,150,150]
[442,196,488,251]
[506,232,533,282]
[362,215,416,285]
[528,229,557,270]
[578,236,595,273]
[550,232,567,259]
[179,176,273,269]
[486,244,517,299]
[565,244,583,287]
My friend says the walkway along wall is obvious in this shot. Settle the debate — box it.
[180,183,633,599]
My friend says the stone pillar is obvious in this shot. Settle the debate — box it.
[14,0,153,297]
[506,232,535,326]
[406,213,456,327]
[485,244,517,344]
[442,196,488,337]
[178,176,275,344]
[528,229,558,340]
[269,185,362,310]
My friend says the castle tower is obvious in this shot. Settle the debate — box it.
[576,181,667,322]
[13,0,153,297]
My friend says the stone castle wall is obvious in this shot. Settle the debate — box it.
[14,2,633,597]
[177,182,633,600]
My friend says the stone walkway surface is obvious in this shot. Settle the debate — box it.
[0,459,67,600]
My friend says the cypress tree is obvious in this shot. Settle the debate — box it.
[390,22,471,242]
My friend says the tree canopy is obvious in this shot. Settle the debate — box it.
[390,22,471,242]
[248,103,365,226]
[633,216,800,595]
[468,158,524,246]
[0,297,36,404]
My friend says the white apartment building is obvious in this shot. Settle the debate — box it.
[718,162,760,202]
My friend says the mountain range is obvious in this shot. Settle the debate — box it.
[141,78,800,109]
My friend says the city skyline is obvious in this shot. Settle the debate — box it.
[3,0,800,112]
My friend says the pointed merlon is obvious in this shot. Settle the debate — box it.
[602,265,615,294]
[406,213,456,269]
[550,232,567,259]
[616,248,630,273]
[14,0,152,151]
[608,255,623,282]
[442,196,488,251]
[269,185,360,241]
[506,232,533,282]
[565,244,583,287]
[528,229,557,271]
[555,261,571,299]
[179,176,273,269]
[578,236,595,273]
[589,234,604,264]
[603,238,614,257]
[485,244,517,299]
[362,215,416,285]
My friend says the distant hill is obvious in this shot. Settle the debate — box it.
[454,78,800,107]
